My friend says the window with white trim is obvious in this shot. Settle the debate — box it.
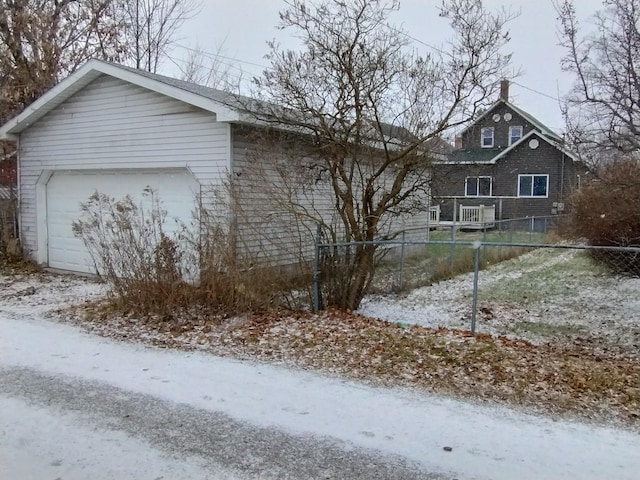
[518,174,548,197]
[465,176,493,196]
[481,127,494,148]
[509,125,523,145]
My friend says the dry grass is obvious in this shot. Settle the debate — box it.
[63,304,640,429]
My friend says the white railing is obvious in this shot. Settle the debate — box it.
[459,204,495,225]
[429,205,440,224]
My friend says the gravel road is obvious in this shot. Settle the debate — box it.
[1,366,439,480]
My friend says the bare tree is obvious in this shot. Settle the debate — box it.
[239,0,514,310]
[124,0,201,73]
[556,0,640,161]
[0,0,128,122]
[178,42,242,91]
[0,0,131,190]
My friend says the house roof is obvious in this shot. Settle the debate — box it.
[0,59,257,139]
[460,99,562,142]
[447,147,504,164]
[443,130,578,165]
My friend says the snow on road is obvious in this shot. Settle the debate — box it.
[1,396,238,480]
[1,309,639,480]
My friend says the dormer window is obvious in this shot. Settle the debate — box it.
[481,127,494,148]
[509,126,523,145]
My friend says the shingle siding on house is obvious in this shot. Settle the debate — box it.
[18,75,230,258]
[461,102,537,150]
[433,131,578,221]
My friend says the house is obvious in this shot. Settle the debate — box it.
[0,59,433,273]
[431,80,587,227]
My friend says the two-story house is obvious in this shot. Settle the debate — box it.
[431,81,587,227]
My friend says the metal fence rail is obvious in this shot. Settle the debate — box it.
[313,235,640,337]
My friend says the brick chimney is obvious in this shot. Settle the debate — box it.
[454,136,463,149]
[499,79,509,102]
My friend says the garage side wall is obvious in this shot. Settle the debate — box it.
[231,125,433,266]
[18,75,231,263]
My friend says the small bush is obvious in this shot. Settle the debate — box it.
[72,188,308,320]
[568,158,640,274]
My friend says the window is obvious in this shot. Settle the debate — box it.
[509,125,523,145]
[481,127,494,148]
[518,174,548,197]
[466,176,493,196]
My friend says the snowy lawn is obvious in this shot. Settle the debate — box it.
[1,248,638,431]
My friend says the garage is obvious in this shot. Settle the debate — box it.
[45,169,200,273]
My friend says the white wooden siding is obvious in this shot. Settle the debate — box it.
[18,75,230,260]
[231,126,339,266]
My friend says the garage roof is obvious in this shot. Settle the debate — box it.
[0,60,260,140]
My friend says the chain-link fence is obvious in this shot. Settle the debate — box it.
[313,230,640,350]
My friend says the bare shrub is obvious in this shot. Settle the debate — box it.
[186,188,310,313]
[72,186,313,319]
[72,189,194,315]
[568,158,640,274]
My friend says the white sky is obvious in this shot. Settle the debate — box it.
[167,0,605,135]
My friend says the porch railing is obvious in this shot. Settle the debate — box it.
[429,205,440,224]
[459,204,495,226]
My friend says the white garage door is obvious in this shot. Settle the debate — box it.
[46,169,200,273]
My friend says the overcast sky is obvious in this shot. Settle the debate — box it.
[168,0,606,136]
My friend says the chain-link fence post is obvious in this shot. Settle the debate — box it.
[398,230,406,291]
[312,223,323,311]
[470,241,481,335]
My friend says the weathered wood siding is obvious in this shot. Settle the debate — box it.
[18,74,230,259]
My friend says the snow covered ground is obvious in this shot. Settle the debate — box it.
[360,248,640,349]
[1,270,639,479]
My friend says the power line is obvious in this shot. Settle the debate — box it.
[389,26,448,55]
[511,81,561,102]
[171,32,566,106]
[172,43,268,70]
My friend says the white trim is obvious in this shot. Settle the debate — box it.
[16,136,21,239]
[487,130,578,165]
[517,173,549,198]
[509,125,523,146]
[226,122,233,173]
[35,170,54,265]
[481,127,494,148]
[0,59,241,139]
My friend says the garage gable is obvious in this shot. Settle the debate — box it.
[0,59,246,141]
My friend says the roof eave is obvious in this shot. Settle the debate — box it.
[488,130,578,164]
[0,59,242,139]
